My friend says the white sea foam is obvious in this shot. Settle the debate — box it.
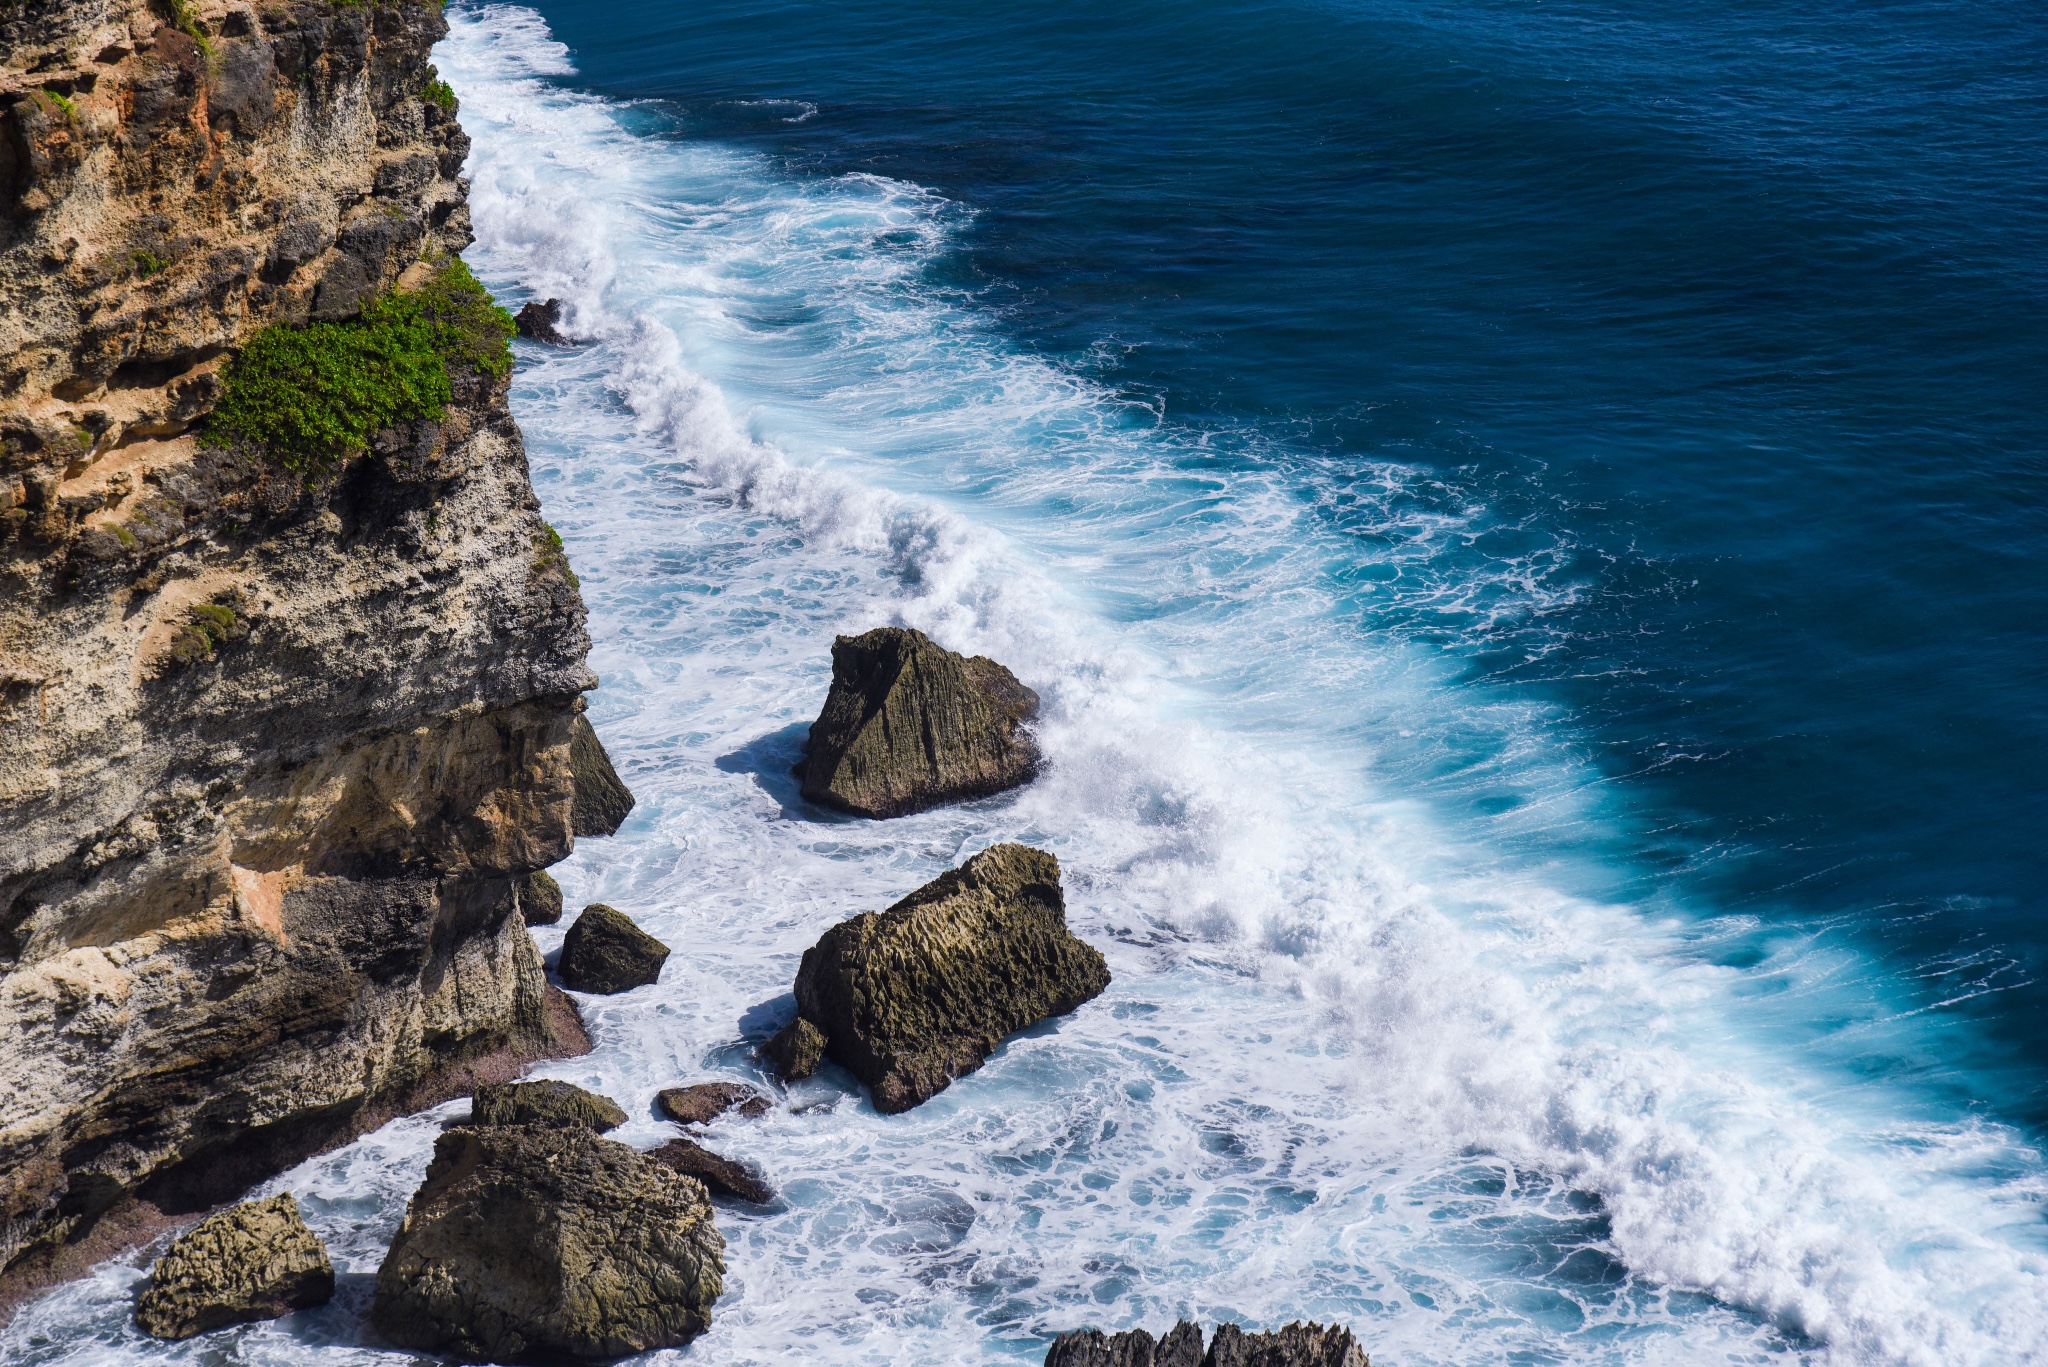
[11,6,2047,1364]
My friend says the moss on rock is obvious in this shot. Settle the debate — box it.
[135,1193,334,1340]
[471,1080,626,1132]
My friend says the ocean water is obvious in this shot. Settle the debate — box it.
[10,0,2048,1363]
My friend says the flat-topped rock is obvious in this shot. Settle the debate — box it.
[559,903,670,994]
[649,1138,774,1205]
[797,626,1040,818]
[472,1079,627,1132]
[135,1193,334,1341]
[768,843,1108,1112]
[656,1082,772,1126]
[373,1126,724,1361]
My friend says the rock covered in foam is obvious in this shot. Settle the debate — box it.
[134,1194,334,1340]
[656,1082,772,1126]
[372,1126,724,1361]
[570,714,636,837]
[773,844,1109,1112]
[472,1079,626,1132]
[515,297,574,346]
[559,903,670,994]
[797,626,1040,818]
[1046,1322,1366,1367]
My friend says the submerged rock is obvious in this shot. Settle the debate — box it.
[797,626,1040,818]
[778,844,1109,1112]
[519,868,565,925]
[559,903,670,994]
[135,1193,334,1341]
[656,1082,772,1126]
[761,1017,827,1081]
[570,714,636,837]
[372,1126,724,1362]
[649,1138,774,1205]
[472,1079,627,1132]
[515,297,573,345]
[1046,1322,1365,1367]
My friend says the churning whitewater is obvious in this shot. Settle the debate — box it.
[7,5,2046,1365]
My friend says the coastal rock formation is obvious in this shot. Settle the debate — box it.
[1047,1322,1367,1367]
[649,1137,773,1205]
[515,298,572,346]
[762,1016,828,1081]
[471,1080,626,1133]
[373,1125,724,1361]
[559,903,670,994]
[771,844,1109,1111]
[797,626,1040,818]
[518,868,565,926]
[0,0,599,1297]
[134,1193,333,1341]
[656,1082,772,1126]
[569,713,635,836]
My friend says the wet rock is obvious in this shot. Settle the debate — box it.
[558,903,670,995]
[1204,1322,1370,1367]
[519,867,564,925]
[472,1079,627,1132]
[134,1193,334,1341]
[783,843,1109,1111]
[372,1126,724,1362]
[656,1082,772,1126]
[570,714,635,837]
[516,297,573,345]
[648,1138,774,1205]
[797,626,1040,818]
[761,1017,827,1081]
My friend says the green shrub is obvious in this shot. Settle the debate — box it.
[161,599,248,669]
[422,79,457,112]
[38,89,77,120]
[204,258,516,475]
[132,250,166,278]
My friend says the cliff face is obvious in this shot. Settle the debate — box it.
[0,0,594,1291]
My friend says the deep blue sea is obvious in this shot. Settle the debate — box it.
[9,1,2046,1363]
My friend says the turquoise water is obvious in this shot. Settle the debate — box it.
[8,1,2046,1363]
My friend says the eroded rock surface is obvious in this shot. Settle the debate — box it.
[649,1137,773,1205]
[134,1193,333,1341]
[559,903,669,995]
[472,1080,626,1133]
[519,868,564,926]
[797,626,1040,818]
[372,1125,724,1362]
[778,844,1109,1112]
[1047,1322,1366,1367]
[656,1082,771,1127]
[569,714,635,837]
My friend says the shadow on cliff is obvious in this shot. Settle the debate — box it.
[715,723,858,822]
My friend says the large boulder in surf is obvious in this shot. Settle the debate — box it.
[657,1081,772,1126]
[571,713,636,837]
[1045,1322,1368,1367]
[797,626,1041,818]
[472,1079,627,1132]
[519,867,565,925]
[135,1193,334,1340]
[766,843,1108,1112]
[372,1125,724,1362]
[559,903,670,994]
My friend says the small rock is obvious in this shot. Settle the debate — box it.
[472,1079,626,1132]
[797,626,1040,818]
[570,714,635,837]
[648,1137,774,1204]
[515,297,573,345]
[656,1082,772,1126]
[372,1126,724,1361]
[558,903,669,995]
[781,844,1108,1112]
[519,868,564,925]
[761,1016,827,1081]
[135,1193,334,1341]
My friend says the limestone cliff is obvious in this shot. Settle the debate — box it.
[0,0,596,1298]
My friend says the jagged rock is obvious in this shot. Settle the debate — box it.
[515,297,573,346]
[1205,1323,1369,1367]
[649,1138,774,1205]
[558,904,670,994]
[571,714,636,837]
[656,1082,772,1126]
[472,1080,626,1132]
[797,626,1040,818]
[520,868,565,925]
[783,844,1108,1112]
[762,1017,828,1081]
[372,1126,724,1361]
[134,1193,334,1341]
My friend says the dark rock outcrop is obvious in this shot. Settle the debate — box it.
[775,844,1108,1111]
[797,627,1040,818]
[762,1017,828,1081]
[1047,1322,1366,1367]
[570,714,636,837]
[372,1126,724,1362]
[515,298,573,346]
[649,1138,773,1205]
[472,1080,626,1132]
[656,1082,771,1126]
[558,904,670,995]
[519,869,565,926]
[134,1193,334,1341]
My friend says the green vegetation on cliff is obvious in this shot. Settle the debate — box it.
[204,259,515,475]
